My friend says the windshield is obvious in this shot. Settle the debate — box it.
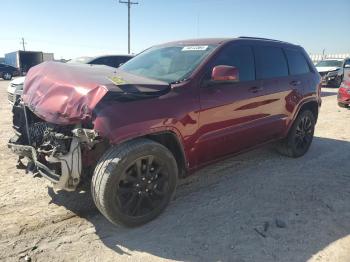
[316,60,342,67]
[120,44,217,83]
[67,56,94,64]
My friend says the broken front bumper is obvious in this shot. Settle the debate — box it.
[8,135,82,191]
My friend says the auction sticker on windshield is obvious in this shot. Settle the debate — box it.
[182,46,208,51]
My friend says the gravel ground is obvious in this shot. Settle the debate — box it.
[0,79,349,262]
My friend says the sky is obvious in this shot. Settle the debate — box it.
[1,0,349,59]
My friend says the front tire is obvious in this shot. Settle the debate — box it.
[92,139,178,227]
[335,76,343,88]
[277,110,316,158]
[338,102,348,108]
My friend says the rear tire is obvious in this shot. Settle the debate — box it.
[277,110,315,158]
[91,139,178,227]
[2,72,12,80]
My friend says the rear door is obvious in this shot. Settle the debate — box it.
[283,48,313,115]
[253,45,292,137]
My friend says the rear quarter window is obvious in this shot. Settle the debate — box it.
[254,46,288,79]
[284,49,310,75]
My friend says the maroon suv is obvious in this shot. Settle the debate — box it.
[8,37,321,226]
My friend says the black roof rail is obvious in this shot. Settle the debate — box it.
[238,36,287,43]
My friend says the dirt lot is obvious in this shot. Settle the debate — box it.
[0,79,349,262]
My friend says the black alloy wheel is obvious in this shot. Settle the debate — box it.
[116,155,169,217]
[277,110,316,158]
[92,139,178,227]
[294,114,313,152]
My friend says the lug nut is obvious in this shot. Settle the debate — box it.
[145,189,149,192]
[136,184,140,187]
[138,191,142,195]
[148,180,151,184]
[150,167,154,172]
[142,177,145,181]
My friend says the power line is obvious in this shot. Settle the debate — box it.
[119,0,138,54]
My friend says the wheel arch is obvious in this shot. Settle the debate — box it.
[284,98,320,137]
[298,100,319,121]
[145,131,187,178]
[111,130,188,178]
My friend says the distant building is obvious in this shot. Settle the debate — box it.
[0,57,4,64]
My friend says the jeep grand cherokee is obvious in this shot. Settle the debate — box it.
[8,37,321,227]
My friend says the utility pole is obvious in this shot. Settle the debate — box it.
[21,37,27,51]
[119,0,138,54]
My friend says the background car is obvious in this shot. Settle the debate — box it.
[0,63,20,80]
[336,58,350,84]
[315,58,344,87]
[338,80,350,108]
[7,54,134,104]
[7,76,25,105]
[68,54,134,68]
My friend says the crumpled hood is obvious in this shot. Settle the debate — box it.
[22,61,169,124]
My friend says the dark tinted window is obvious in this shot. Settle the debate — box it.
[344,59,350,67]
[90,57,109,66]
[284,49,310,75]
[254,46,288,79]
[110,57,131,68]
[211,45,255,81]
[91,56,132,68]
[101,57,118,68]
[119,56,132,65]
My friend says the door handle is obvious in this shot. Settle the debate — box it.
[290,80,301,86]
[248,86,263,93]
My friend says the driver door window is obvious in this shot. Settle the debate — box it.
[209,45,255,81]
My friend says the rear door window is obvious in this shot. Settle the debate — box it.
[254,46,289,79]
[211,45,255,81]
[284,49,310,75]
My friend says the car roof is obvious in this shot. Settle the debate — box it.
[94,54,134,59]
[158,36,298,48]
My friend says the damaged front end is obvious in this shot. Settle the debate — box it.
[7,61,171,191]
[8,102,102,191]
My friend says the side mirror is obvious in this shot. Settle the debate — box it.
[344,64,350,68]
[211,65,239,82]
